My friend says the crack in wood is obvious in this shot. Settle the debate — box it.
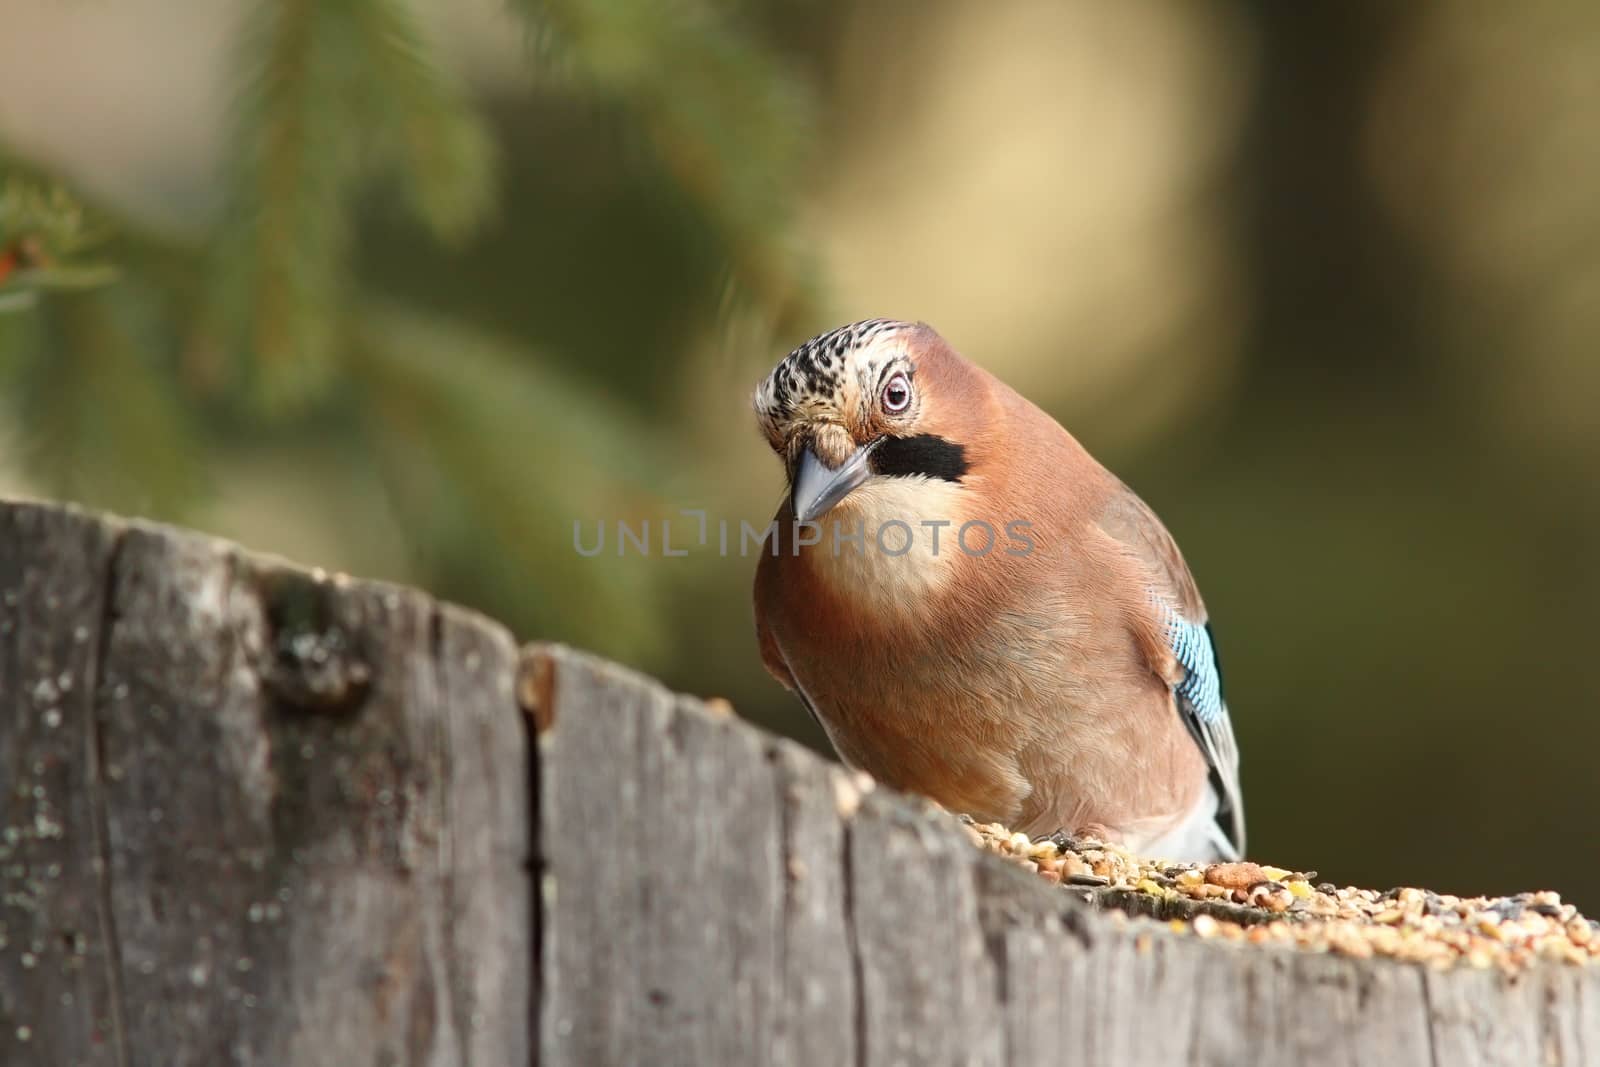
[85,524,130,1067]
[840,816,867,1067]
[525,649,544,1067]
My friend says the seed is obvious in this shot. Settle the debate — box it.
[1204,862,1267,890]
[1247,884,1294,913]
[1058,853,1091,879]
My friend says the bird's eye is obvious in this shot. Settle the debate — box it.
[881,373,911,413]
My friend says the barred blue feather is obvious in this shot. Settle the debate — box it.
[1148,592,1243,857]
[1165,612,1224,725]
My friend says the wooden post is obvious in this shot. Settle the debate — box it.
[0,501,529,1066]
[1,497,1596,1066]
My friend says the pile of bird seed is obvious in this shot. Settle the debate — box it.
[960,819,1600,971]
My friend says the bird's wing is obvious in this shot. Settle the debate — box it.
[757,604,832,738]
[755,597,796,690]
[754,548,832,738]
[1098,487,1246,858]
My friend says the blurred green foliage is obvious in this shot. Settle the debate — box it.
[215,0,496,408]
[0,177,116,313]
[0,0,814,664]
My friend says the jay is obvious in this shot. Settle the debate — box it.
[752,319,1243,861]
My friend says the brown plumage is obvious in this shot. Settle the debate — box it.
[753,320,1243,859]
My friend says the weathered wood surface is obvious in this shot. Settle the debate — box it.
[530,645,1600,1067]
[3,496,1599,1066]
[0,500,529,1066]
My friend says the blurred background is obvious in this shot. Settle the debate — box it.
[2,1,1597,907]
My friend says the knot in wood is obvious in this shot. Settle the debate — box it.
[257,571,372,714]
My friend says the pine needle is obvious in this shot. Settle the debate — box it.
[214,0,498,415]
[2,287,207,517]
[348,0,498,241]
[349,299,676,660]
[510,0,820,332]
[0,174,118,311]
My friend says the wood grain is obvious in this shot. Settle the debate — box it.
[527,641,1600,1067]
[3,496,1597,1066]
[0,501,529,1067]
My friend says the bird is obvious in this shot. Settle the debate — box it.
[751,318,1243,861]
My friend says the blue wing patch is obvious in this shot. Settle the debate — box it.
[1149,592,1243,857]
[1156,600,1224,723]
[1170,618,1223,723]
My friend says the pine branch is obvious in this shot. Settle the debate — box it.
[214,0,497,414]
[349,300,675,660]
[213,0,362,410]
[348,0,497,241]
[510,0,819,332]
[0,174,117,313]
[2,287,206,517]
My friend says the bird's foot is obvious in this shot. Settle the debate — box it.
[1043,829,1081,852]
[1044,822,1119,852]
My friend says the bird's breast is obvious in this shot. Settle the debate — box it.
[798,473,976,619]
[760,494,1206,842]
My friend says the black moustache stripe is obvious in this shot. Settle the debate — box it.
[869,434,969,483]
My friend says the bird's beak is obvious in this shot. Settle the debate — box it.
[791,440,880,523]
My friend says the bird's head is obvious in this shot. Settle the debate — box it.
[753,319,977,523]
